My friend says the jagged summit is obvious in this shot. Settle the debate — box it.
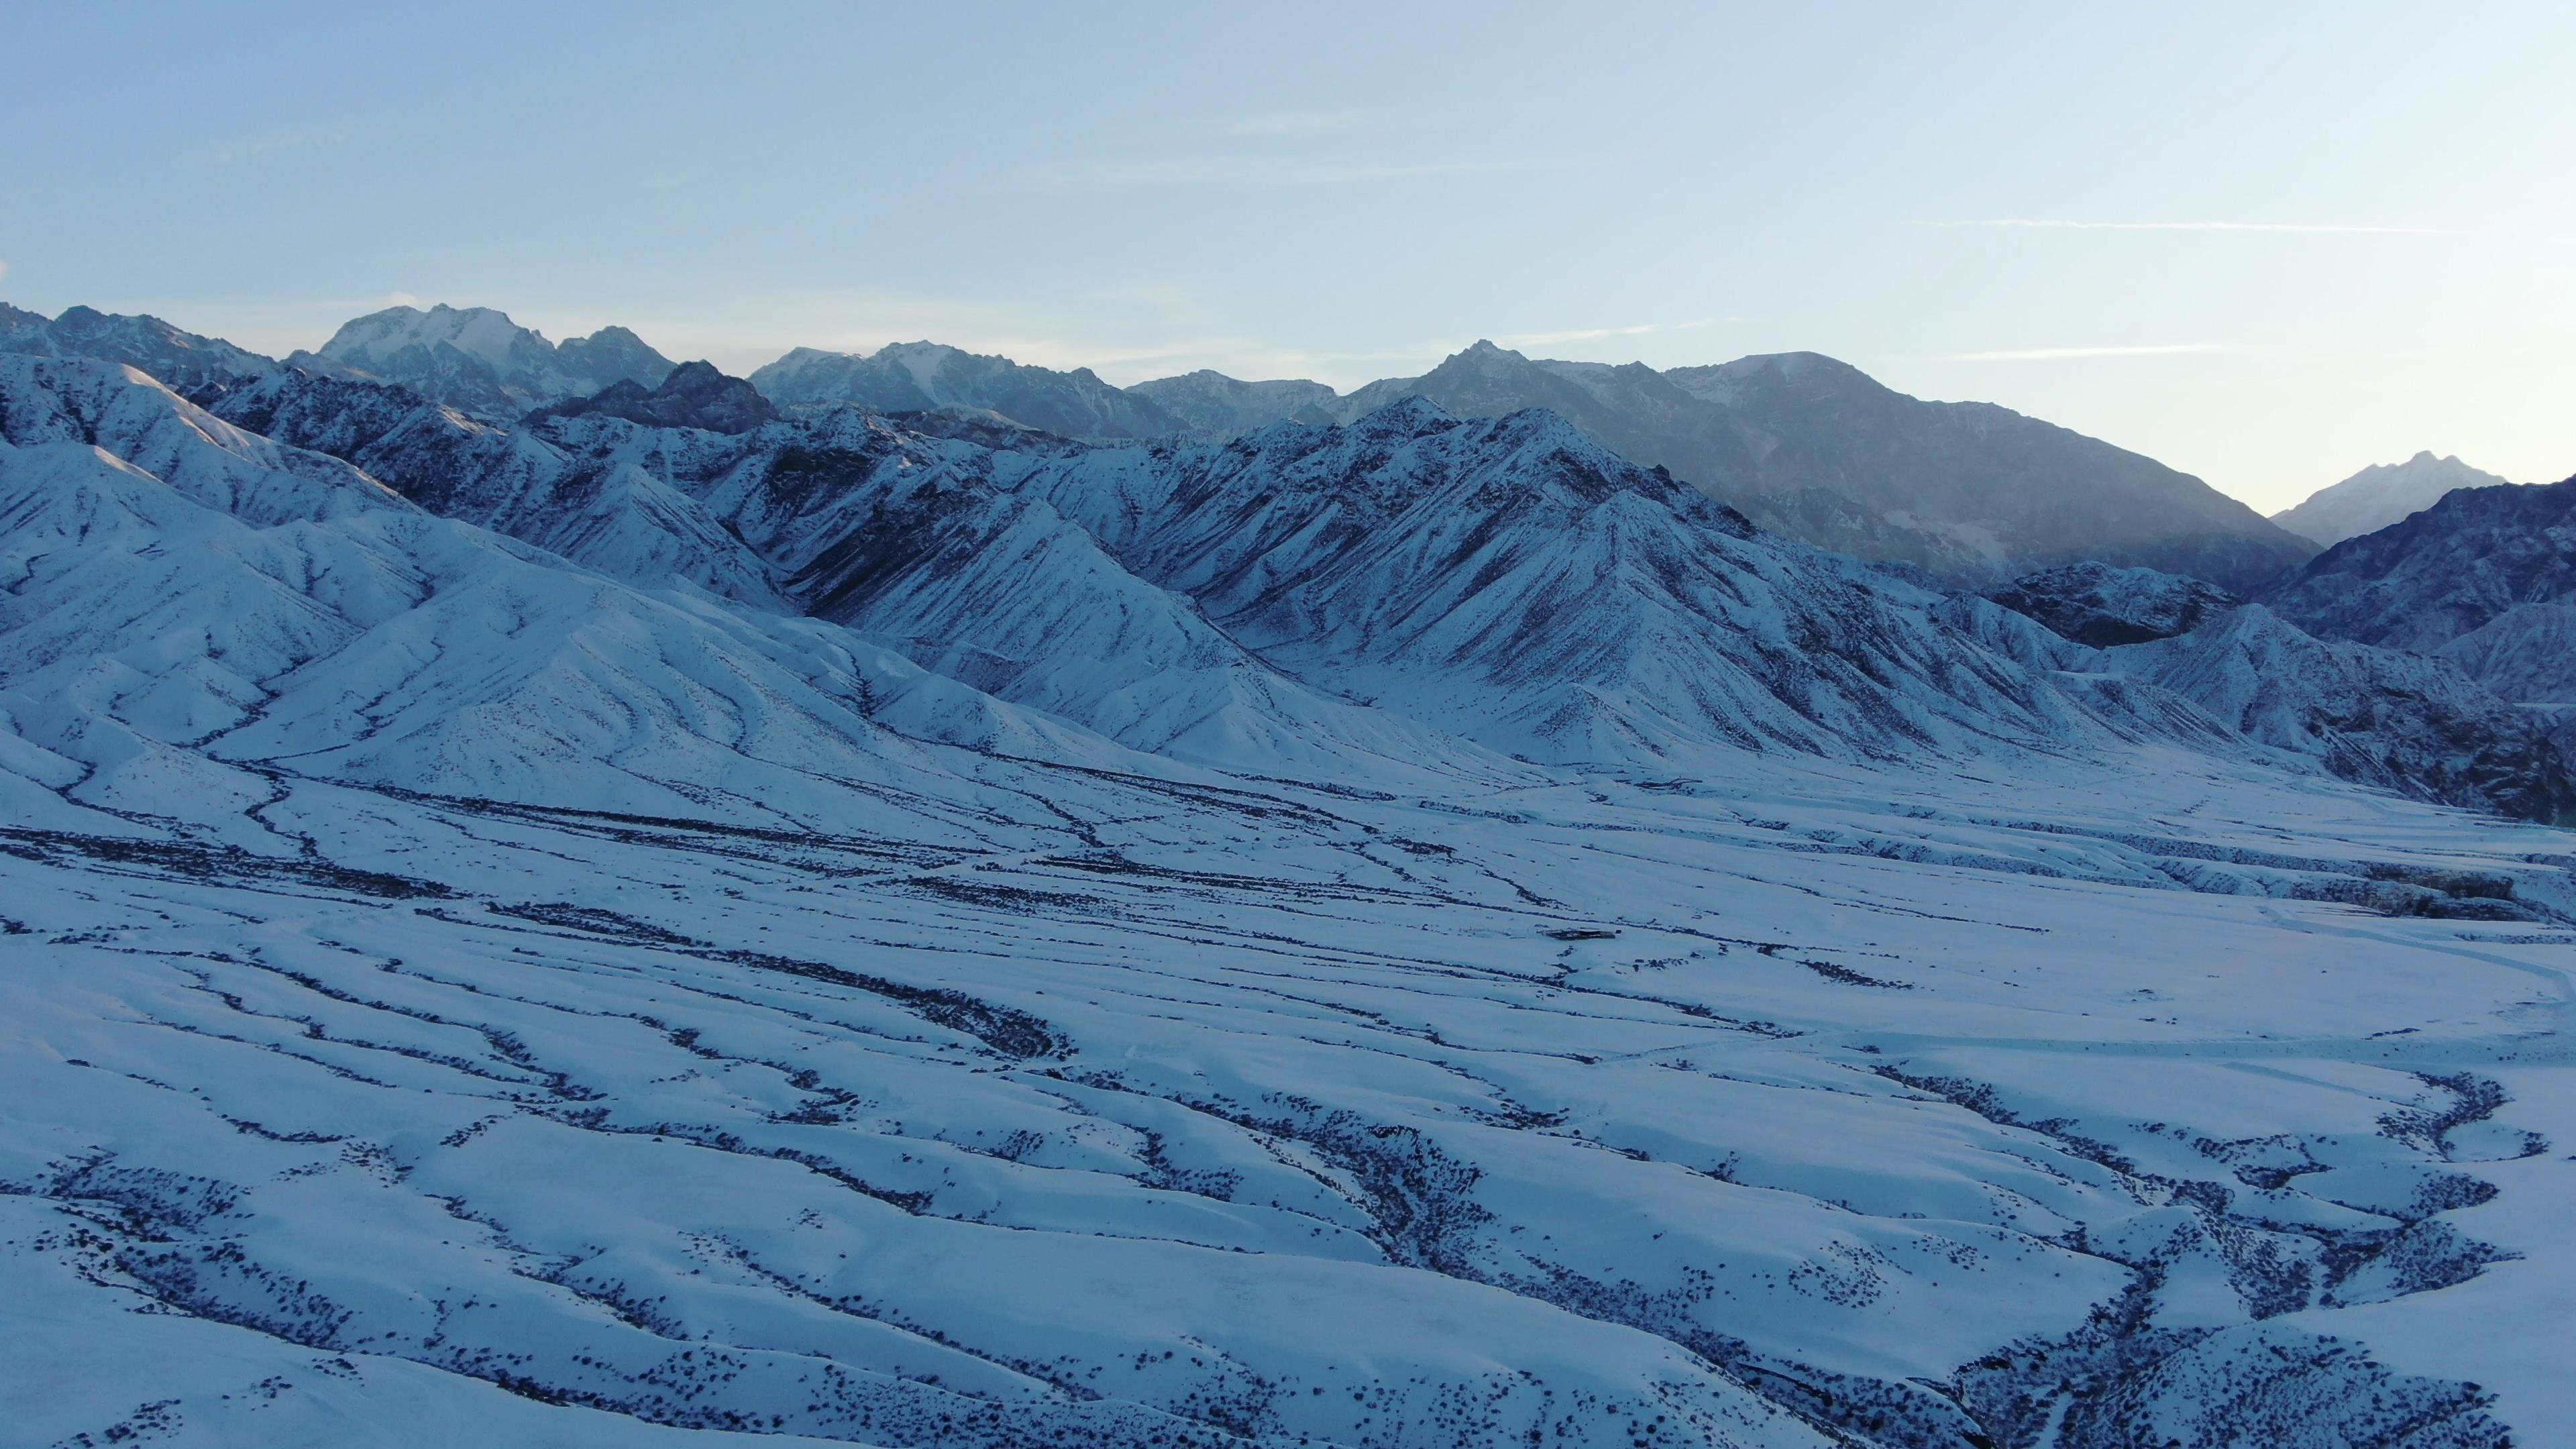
[287,303,676,419]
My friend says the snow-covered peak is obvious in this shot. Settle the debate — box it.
[2270,450,2518,547]
[871,339,972,392]
[317,303,549,372]
[292,303,676,419]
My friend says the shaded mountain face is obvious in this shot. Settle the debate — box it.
[529,360,780,434]
[0,301,281,400]
[288,303,676,418]
[1126,368,1341,435]
[1659,352,2315,592]
[2261,475,2576,703]
[1104,341,2313,591]
[1348,343,1770,517]
[1989,563,2240,647]
[2272,451,2518,547]
[749,341,1185,441]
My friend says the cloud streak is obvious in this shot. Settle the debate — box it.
[1933,218,2445,235]
[1216,109,1366,138]
[1497,317,1735,347]
[214,131,347,165]
[1001,155,1554,195]
[1948,343,2243,362]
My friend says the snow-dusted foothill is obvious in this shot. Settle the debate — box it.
[2098,605,2576,824]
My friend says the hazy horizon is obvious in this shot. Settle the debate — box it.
[6,1,2569,511]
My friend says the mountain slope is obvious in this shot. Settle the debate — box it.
[751,342,1183,441]
[2263,475,2576,702]
[209,370,786,608]
[1001,398,2125,767]
[2273,451,2518,547]
[537,408,1527,785]
[1663,351,2316,591]
[288,303,676,419]
[1110,342,2315,590]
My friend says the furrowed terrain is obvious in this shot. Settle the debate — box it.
[8,754,2572,1449]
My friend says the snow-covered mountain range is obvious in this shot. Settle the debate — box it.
[0,301,282,398]
[750,341,1182,441]
[5,309,2575,1448]
[2272,451,2520,547]
[757,336,2317,592]
[288,303,678,418]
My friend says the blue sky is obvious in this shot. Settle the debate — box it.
[5,1,2569,509]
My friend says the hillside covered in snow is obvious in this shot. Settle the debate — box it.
[3,319,2573,1449]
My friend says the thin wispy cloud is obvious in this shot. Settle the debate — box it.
[1931,219,2445,235]
[1949,343,2243,362]
[1217,109,1366,138]
[1497,317,1734,347]
[213,130,348,166]
[1000,155,1553,195]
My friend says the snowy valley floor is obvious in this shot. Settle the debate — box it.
[5,747,2573,1448]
